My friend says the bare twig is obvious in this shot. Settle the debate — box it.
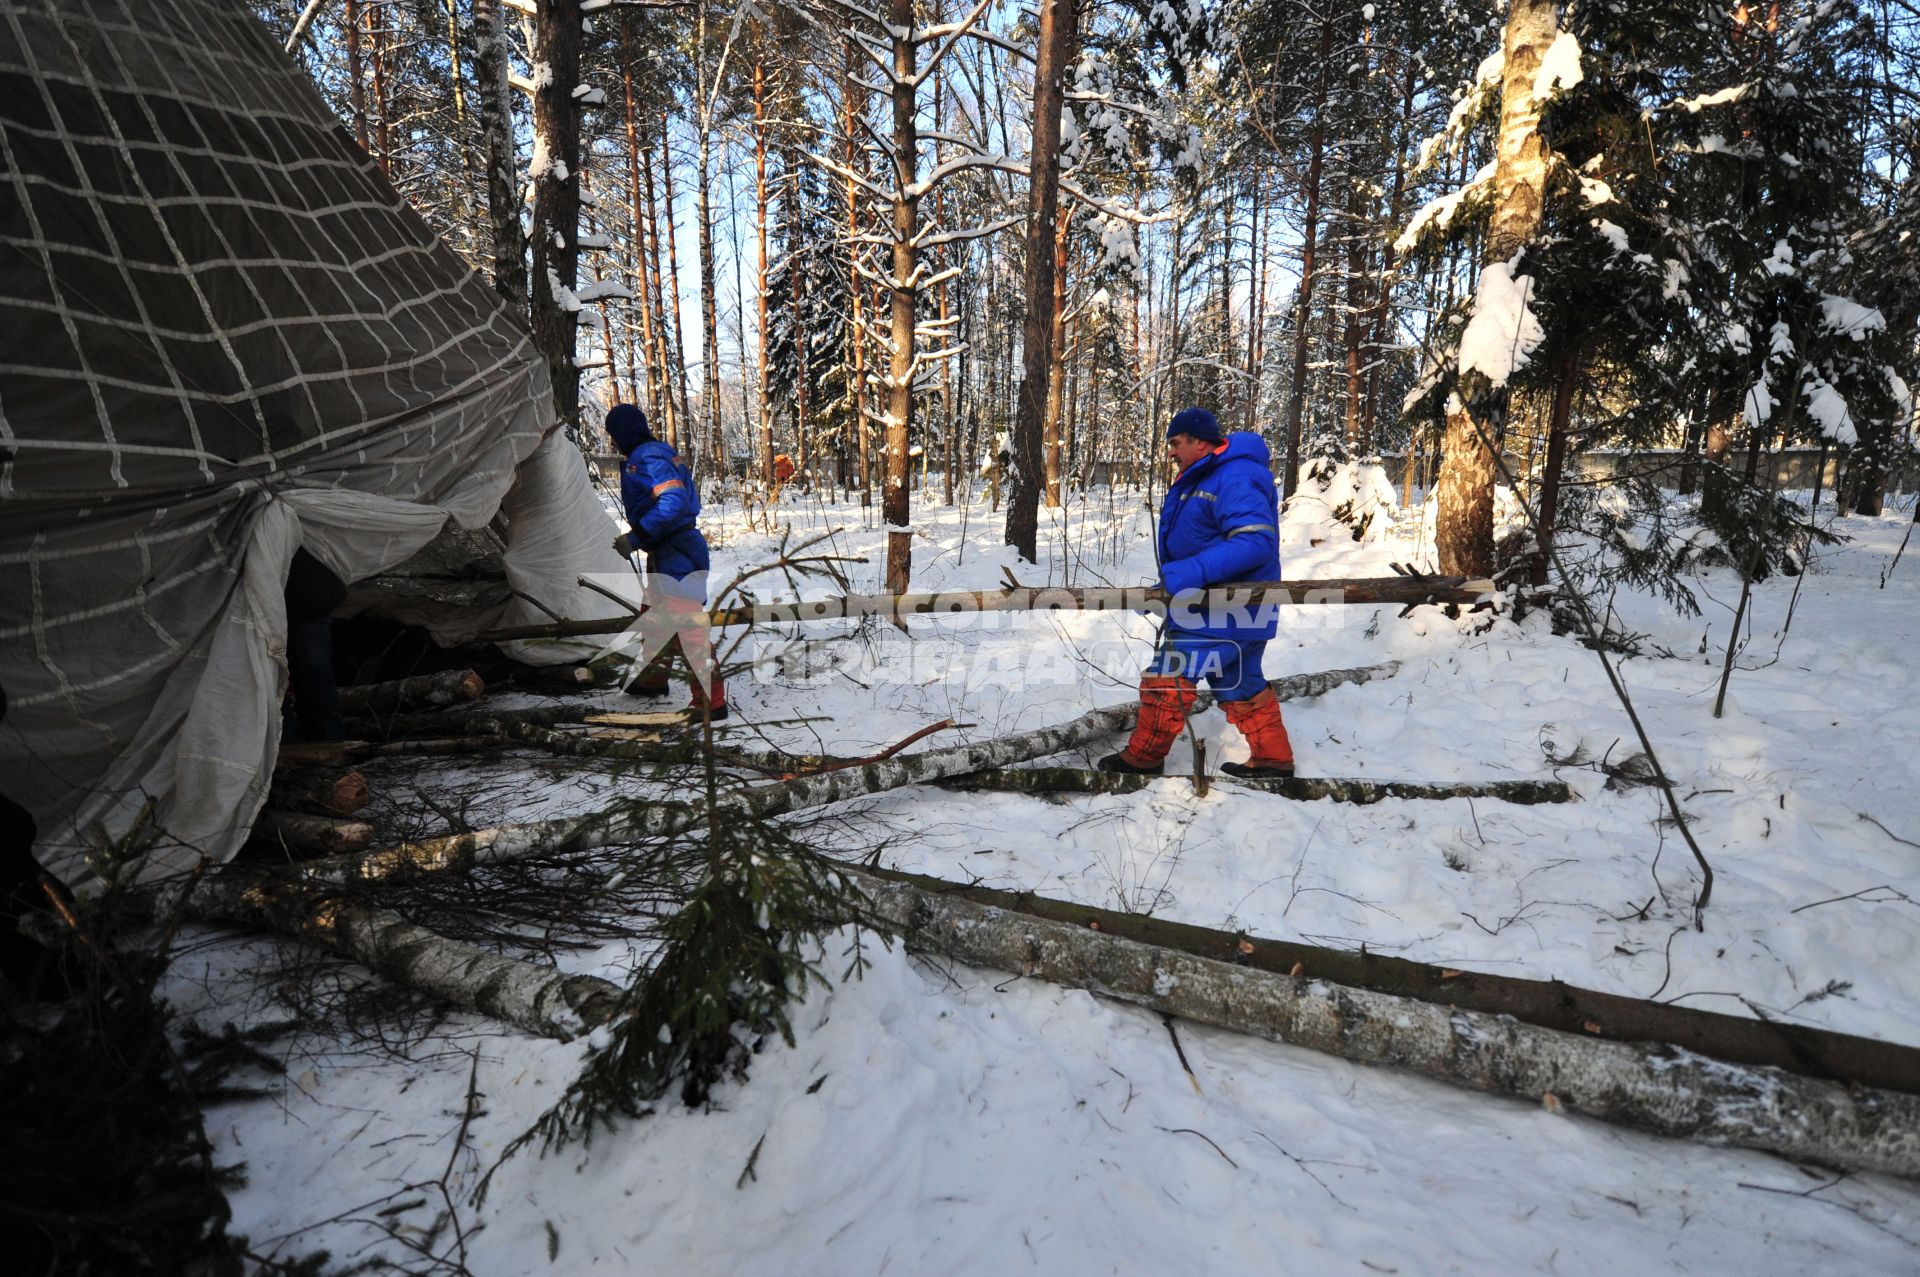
[1157,1126,1237,1169]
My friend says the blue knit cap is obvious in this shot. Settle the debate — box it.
[606,402,653,452]
[1168,407,1222,444]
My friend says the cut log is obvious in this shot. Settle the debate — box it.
[845,866,1920,1179]
[275,737,511,767]
[346,703,584,742]
[182,874,620,1041]
[268,770,371,817]
[248,663,1403,889]
[473,578,1494,643]
[940,769,1575,806]
[276,739,376,769]
[254,809,374,856]
[339,669,486,716]
[505,721,669,761]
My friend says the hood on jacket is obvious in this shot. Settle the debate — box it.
[1179,430,1273,482]
[606,403,653,453]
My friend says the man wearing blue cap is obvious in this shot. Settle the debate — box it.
[1098,407,1294,777]
[606,403,725,720]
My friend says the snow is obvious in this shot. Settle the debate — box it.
[1458,257,1544,388]
[1533,31,1584,101]
[1743,375,1774,428]
[1395,162,1495,253]
[574,278,634,303]
[1674,83,1750,113]
[1821,295,1887,340]
[164,484,1920,1270]
[1803,375,1857,444]
[1592,219,1630,255]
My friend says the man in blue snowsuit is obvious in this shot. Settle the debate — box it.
[1098,407,1294,777]
[606,403,725,719]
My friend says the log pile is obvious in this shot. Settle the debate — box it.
[339,669,485,716]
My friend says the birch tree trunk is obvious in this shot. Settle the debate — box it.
[473,0,527,315]
[1006,0,1079,560]
[529,0,584,427]
[753,57,773,484]
[850,871,1920,1179]
[1435,0,1558,576]
[263,663,1401,889]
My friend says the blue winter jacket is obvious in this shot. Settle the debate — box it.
[1158,431,1281,642]
[610,419,709,581]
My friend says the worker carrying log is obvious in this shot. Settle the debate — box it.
[606,404,726,721]
[1099,408,1294,778]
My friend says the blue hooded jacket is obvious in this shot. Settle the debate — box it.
[608,408,709,581]
[1158,431,1281,642]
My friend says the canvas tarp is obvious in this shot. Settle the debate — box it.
[0,0,638,891]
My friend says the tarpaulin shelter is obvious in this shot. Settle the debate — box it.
[0,0,634,890]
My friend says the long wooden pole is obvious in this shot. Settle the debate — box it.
[471,576,1496,643]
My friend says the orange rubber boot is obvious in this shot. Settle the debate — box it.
[1220,688,1295,778]
[1098,675,1197,774]
[688,663,727,722]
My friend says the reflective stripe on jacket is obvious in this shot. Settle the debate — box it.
[620,440,710,580]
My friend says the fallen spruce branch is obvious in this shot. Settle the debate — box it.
[938,769,1575,806]
[472,579,1492,643]
[845,867,1920,1179]
[339,669,485,717]
[245,662,1403,890]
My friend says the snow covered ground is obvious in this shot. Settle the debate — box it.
[167,473,1920,1272]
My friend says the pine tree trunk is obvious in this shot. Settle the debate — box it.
[842,39,872,508]
[621,38,659,413]
[1281,16,1334,498]
[694,3,721,480]
[1435,0,1558,577]
[1343,194,1367,454]
[1044,204,1073,509]
[1364,54,1418,448]
[473,0,526,315]
[659,113,695,452]
[640,137,679,443]
[529,0,584,428]
[883,1,921,599]
[368,0,392,175]
[1007,0,1079,558]
[1531,356,1578,588]
[753,58,773,485]
[1245,175,1265,433]
[344,0,368,152]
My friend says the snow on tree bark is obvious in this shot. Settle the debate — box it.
[529,0,584,427]
[1435,0,1558,578]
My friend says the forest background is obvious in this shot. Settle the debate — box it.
[263,0,1920,603]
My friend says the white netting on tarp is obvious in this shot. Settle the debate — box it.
[0,0,635,890]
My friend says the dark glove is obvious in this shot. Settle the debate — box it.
[612,532,640,558]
